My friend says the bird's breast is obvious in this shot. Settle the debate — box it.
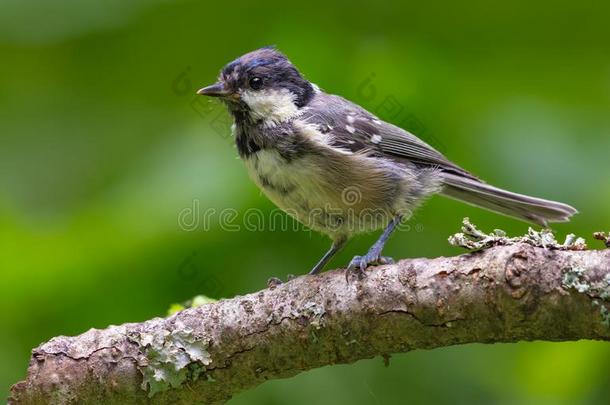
[244,148,326,209]
[242,146,409,237]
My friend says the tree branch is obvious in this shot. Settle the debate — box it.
[10,241,610,404]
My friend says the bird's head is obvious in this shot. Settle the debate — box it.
[197,47,315,123]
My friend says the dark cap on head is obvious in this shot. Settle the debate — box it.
[198,47,315,108]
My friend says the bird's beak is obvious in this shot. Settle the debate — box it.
[197,82,231,97]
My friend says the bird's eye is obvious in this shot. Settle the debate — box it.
[249,77,263,90]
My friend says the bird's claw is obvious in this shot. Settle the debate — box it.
[345,253,394,282]
[266,277,283,289]
[346,255,366,282]
[266,274,298,289]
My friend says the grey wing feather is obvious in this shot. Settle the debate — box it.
[300,92,578,226]
[301,93,478,180]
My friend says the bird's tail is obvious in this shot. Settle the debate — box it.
[440,173,578,227]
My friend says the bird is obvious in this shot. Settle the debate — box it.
[197,46,578,278]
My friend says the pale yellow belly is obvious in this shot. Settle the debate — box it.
[244,149,412,238]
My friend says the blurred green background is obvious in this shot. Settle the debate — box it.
[2,0,610,403]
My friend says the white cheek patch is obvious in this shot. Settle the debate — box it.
[241,88,300,125]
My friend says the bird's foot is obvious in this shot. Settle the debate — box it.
[266,274,297,289]
[266,277,283,289]
[345,253,394,282]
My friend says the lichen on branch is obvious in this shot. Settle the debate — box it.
[448,217,588,251]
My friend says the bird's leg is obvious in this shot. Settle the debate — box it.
[347,215,402,280]
[309,237,347,275]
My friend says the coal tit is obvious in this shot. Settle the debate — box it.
[198,47,577,277]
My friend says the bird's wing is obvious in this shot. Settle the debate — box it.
[300,92,479,181]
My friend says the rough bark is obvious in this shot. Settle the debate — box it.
[10,243,610,404]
